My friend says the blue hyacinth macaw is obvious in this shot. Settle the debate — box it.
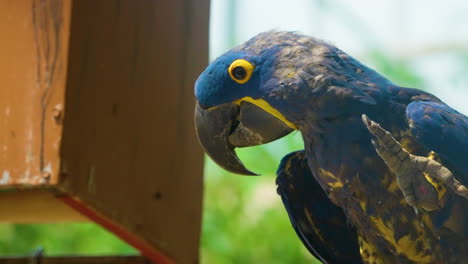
[194,31,468,264]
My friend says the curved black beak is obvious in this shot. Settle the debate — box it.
[194,101,293,175]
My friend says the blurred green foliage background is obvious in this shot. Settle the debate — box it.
[1,0,468,263]
[0,224,136,255]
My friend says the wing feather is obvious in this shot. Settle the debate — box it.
[276,151,362,264]
[406,101,468,185]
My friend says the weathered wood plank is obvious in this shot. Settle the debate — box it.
[0,189,87,222]
[0,0,71,186]
[59,1,208,263]
[0,1,208,262]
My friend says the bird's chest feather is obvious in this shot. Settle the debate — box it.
[303,119,444,263]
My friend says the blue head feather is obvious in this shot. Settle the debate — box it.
[195,31,394,121]
[195,50,277,108]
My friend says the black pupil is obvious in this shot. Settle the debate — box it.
[232,66,247,80]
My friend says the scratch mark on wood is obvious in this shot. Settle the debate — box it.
[0,170,11,184]
[31,0,64,176]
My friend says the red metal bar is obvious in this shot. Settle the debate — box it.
[58,196,175,264]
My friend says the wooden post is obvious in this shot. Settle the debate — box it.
[0,1,208,263]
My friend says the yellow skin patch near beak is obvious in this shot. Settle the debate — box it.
[234,96,298,129]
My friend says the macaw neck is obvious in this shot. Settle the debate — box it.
[259,44,410,128]
[269,81,394,129]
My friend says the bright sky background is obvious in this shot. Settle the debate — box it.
[210,0,468,114]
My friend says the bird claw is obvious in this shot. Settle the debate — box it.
[362,114,468,211]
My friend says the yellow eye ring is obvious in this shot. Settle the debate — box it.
[228,59,255,84]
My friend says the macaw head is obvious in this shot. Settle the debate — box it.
[194,31,386,175]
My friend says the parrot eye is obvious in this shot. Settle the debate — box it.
[232,66,246,80]
[228,59,255,84]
